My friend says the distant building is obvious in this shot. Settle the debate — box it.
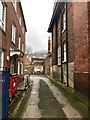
[48,1,90,96]
[32,58,45,74]
[45,36,52,75]
[24,54,32,76]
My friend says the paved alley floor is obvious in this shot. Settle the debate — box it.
[21,75,82,119]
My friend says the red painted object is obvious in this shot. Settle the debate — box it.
[10,75,18,99]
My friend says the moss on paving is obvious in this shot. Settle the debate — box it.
[9,91,24,117]
[14,87,31,118]
[48,77,88,118]
[10,84,32,118]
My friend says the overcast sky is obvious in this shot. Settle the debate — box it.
[21,0,53,53]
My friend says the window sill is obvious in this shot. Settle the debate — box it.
[62,61,67,64]
[58,64,61,66]
[0,26,6,35]
[62,28,66,33]
[12,41,15,45]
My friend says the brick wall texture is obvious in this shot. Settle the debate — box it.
[1,2,26,73]
[49,2,90,96]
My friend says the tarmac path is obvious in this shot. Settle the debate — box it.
[22,75,82,119]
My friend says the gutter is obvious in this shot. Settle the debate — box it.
[66,2,69,87]
[60,6,63,83]
[48,2,60,32]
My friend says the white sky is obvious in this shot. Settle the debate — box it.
[21,0,53,52]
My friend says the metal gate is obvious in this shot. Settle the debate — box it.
[0,69,10,119]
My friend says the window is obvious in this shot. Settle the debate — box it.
[12,0,16,11]
[18,37,21,50]
[10,64,14,74]
[62,6,66,32]
[21,62,23,74]
[22,26,25,34]
[0,1,6,31]
[19,16,21,26]
[62,42,66,62]
[58,47,61,65]
[22,43,24,52]
[12,24,16,44]
[18,61,20,74]
[0,51,4,70]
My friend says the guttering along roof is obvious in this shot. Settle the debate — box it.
[48,2,63,32]
[19,2,27,32]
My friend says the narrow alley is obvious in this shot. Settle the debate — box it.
[0,1,89,119]
[14,75,83,119]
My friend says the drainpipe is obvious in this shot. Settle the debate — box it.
[60,7,63,83]
[56,22,58,65]
[66,2,69,87]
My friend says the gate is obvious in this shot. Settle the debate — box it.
[0,69,10,119]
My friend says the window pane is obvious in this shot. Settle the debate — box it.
[58,47,61,57]
[64,42,66,51]
[12,24,16,43]
[64,51,66,62]
[0,2,6,30]
[19,37,21,50]
[0,53,1,63]
[0,1,3,28]
[0,51,4,70]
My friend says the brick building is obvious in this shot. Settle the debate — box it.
[24,54,32,75]
[32,58,45,74]
[0,1,27,79]
[45,36,52,75]
[48,1,90,96]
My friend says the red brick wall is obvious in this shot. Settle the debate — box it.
[45,56,50,75]
[51,2,89,95]
[88,1,90,95]
[67,3,74,63]
[56,3,74,64]
[73,2,88,72]
[0,2,26,71]
[88,1,90,74]
[6,2,25,52]
[57,16,60,48]
[73,2,89,95]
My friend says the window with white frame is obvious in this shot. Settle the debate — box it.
[62,6,66,32]
[62,42,66,62]
[18,61,20,74]
[58,46,61,65]
[12,24,16,44]
[0,51,4,70]
[18,36,21,50]
[22,43,24,52]
[0,1,6,31]
[12,0,17,11]
[19,16,21,26]
[10,64,14,74]
[21,62,23,74]
[22,26,25,34]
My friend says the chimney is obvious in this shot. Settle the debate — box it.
[48,36,52,53]
[53,0,57,10]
